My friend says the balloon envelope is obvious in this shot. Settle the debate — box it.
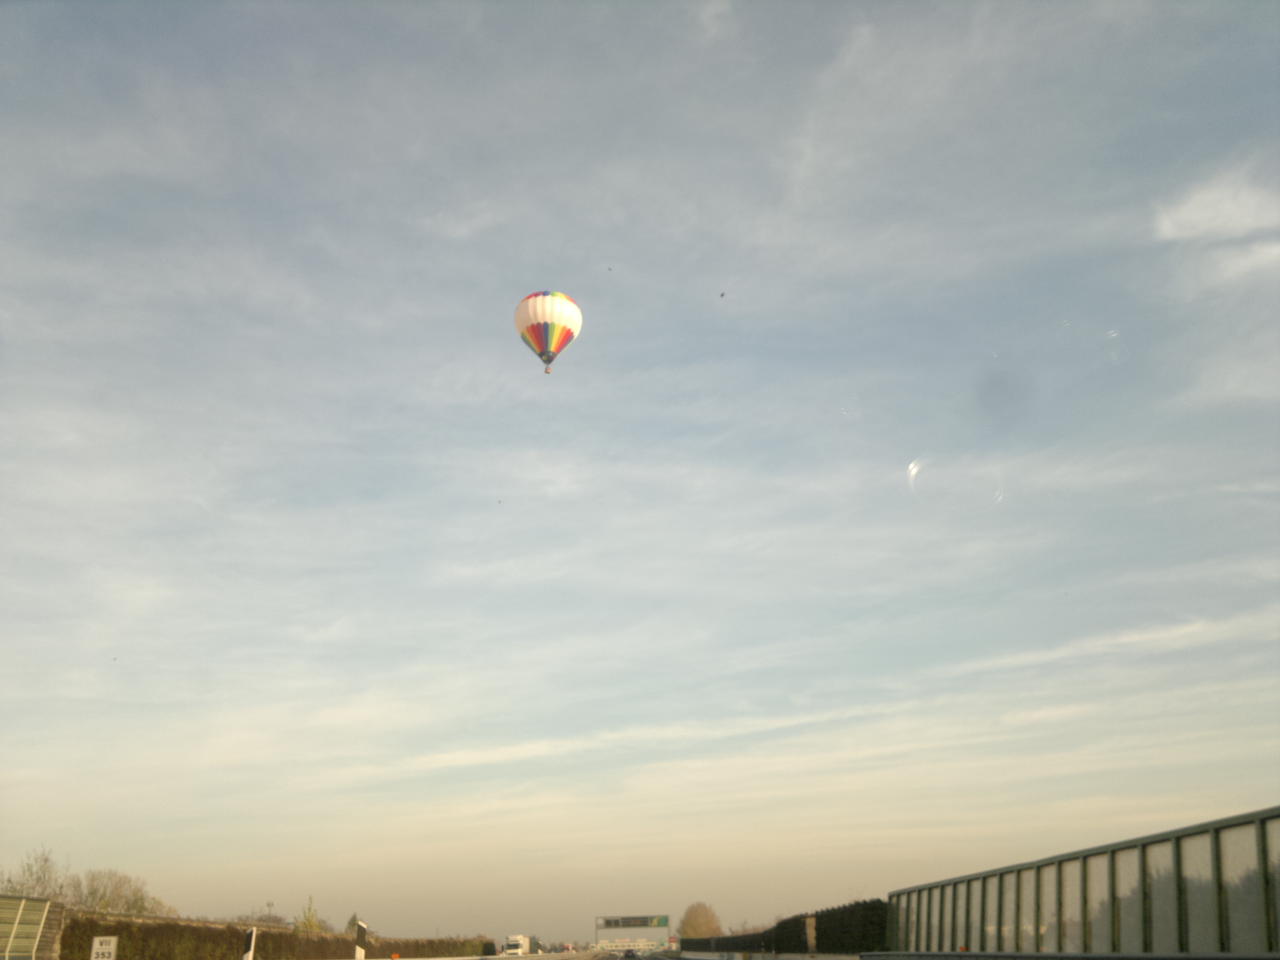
[515,291,581,370]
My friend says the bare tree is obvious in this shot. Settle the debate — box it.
[69,869,176,915]
[294,896,334,935]
[0,849,175,915]
[0,848,70,900]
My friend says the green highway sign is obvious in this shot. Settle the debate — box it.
[598,916,669,929]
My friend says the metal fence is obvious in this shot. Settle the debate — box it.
[1,896,63,960]
[887,806,1280,955]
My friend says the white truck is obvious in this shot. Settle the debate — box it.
[503,935,531,956]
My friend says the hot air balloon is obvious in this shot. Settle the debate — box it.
[515,290,581,373]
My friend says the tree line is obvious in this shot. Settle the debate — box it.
[4,849,374,937]
[0,848,176,917]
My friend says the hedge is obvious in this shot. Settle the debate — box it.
[677,899,886,955]
[814,900,886,954]
[771,914,807,954]
[61,913,493,960]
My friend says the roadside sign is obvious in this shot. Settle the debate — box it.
[91,936,118,960]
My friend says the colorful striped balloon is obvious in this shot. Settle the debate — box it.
[515,290,582,373]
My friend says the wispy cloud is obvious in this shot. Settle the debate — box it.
[1155,165,1280,242]
[935,606,1279,678]
[2,1,1277,939]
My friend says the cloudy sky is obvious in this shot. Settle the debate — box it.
[2,0,1277,943]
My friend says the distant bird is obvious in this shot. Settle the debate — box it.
[720,292,725,298]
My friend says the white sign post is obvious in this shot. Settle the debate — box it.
[90,936,118,960]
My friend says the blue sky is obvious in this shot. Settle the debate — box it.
[1,0,1277,943]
